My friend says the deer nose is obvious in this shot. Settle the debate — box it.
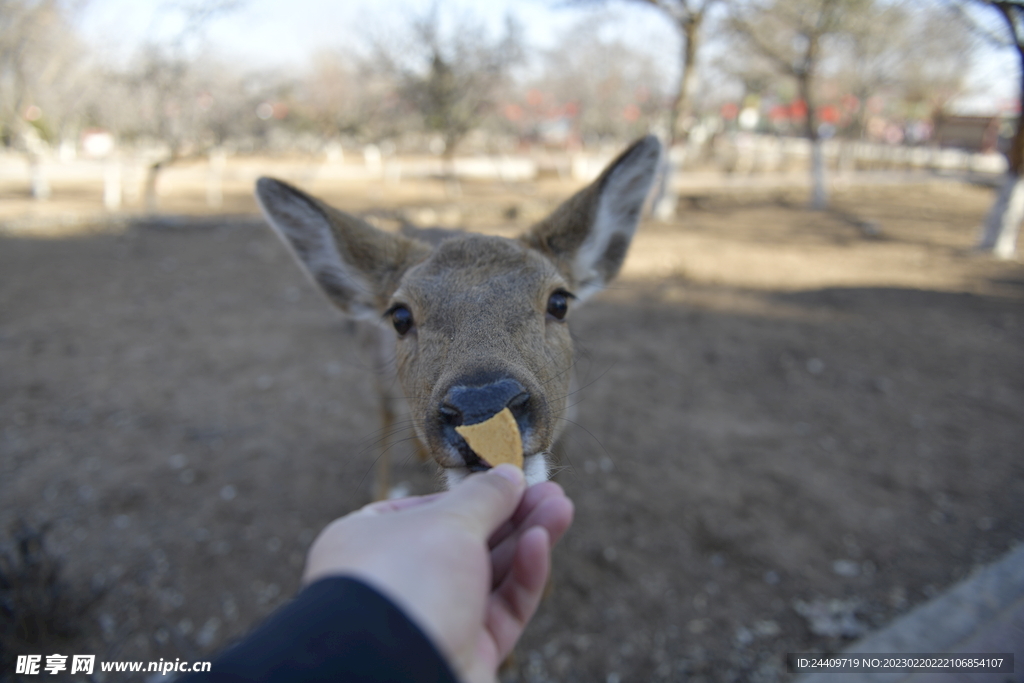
[439,378,530,428]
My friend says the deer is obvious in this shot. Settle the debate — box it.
[255,136,661,499]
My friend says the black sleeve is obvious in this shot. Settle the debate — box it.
[179,576,460,683]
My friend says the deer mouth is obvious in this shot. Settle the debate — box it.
[432,373,552,487]
[452,437,493,473]
[442,451,550,489]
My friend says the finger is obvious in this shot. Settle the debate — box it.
[486,526,551,659]
[488,481,566,548]
[491,493,573,577]
[490,493,573,587]
[433,464,525,540]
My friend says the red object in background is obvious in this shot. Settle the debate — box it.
[504,104,524,122]
[996,98,1020,114]
[721,102,739,120]
[789,99,807,120]
[623,104,641,122]
[769,105,789,122]
[819,105,840,124]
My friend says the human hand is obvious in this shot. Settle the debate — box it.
[303,465,574,683]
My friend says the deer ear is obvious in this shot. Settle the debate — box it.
[522,135,661,302]
[255,178,428,320]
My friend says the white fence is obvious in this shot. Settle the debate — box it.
[0,137,1007,210]
[715,134,1006,177]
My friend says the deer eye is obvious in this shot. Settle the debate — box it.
[546,290,572,321]
[388,305,414,336]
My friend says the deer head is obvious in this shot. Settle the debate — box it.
[256,136,661,487]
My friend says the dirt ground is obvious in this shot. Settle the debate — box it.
[1,169,1023,682]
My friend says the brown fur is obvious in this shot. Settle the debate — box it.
[255,136,661,496]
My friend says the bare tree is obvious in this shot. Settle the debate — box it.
[728,0,871,209]
[833,2,973,140]
[640,1,723,145]
[573,0,721,144]
[637,1,722,219]
[126,0,244,210]
[898,6,975,123]
[957,0,1024,258]
[296,50,397,144]
[832,1,910,138]
[572,0,722,218]
[521,14,667,144]
[375,7,523,171]
[0,0,88,198]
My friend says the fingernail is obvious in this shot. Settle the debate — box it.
[491,464,524,486]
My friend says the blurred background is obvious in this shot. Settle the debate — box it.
[0,0,1019,227]
[2,1,1023,682]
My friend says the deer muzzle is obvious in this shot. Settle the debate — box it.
[439,376,532,471]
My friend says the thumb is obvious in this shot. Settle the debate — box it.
[434,464,525,541]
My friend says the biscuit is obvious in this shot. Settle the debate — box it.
[454,407,523,469]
